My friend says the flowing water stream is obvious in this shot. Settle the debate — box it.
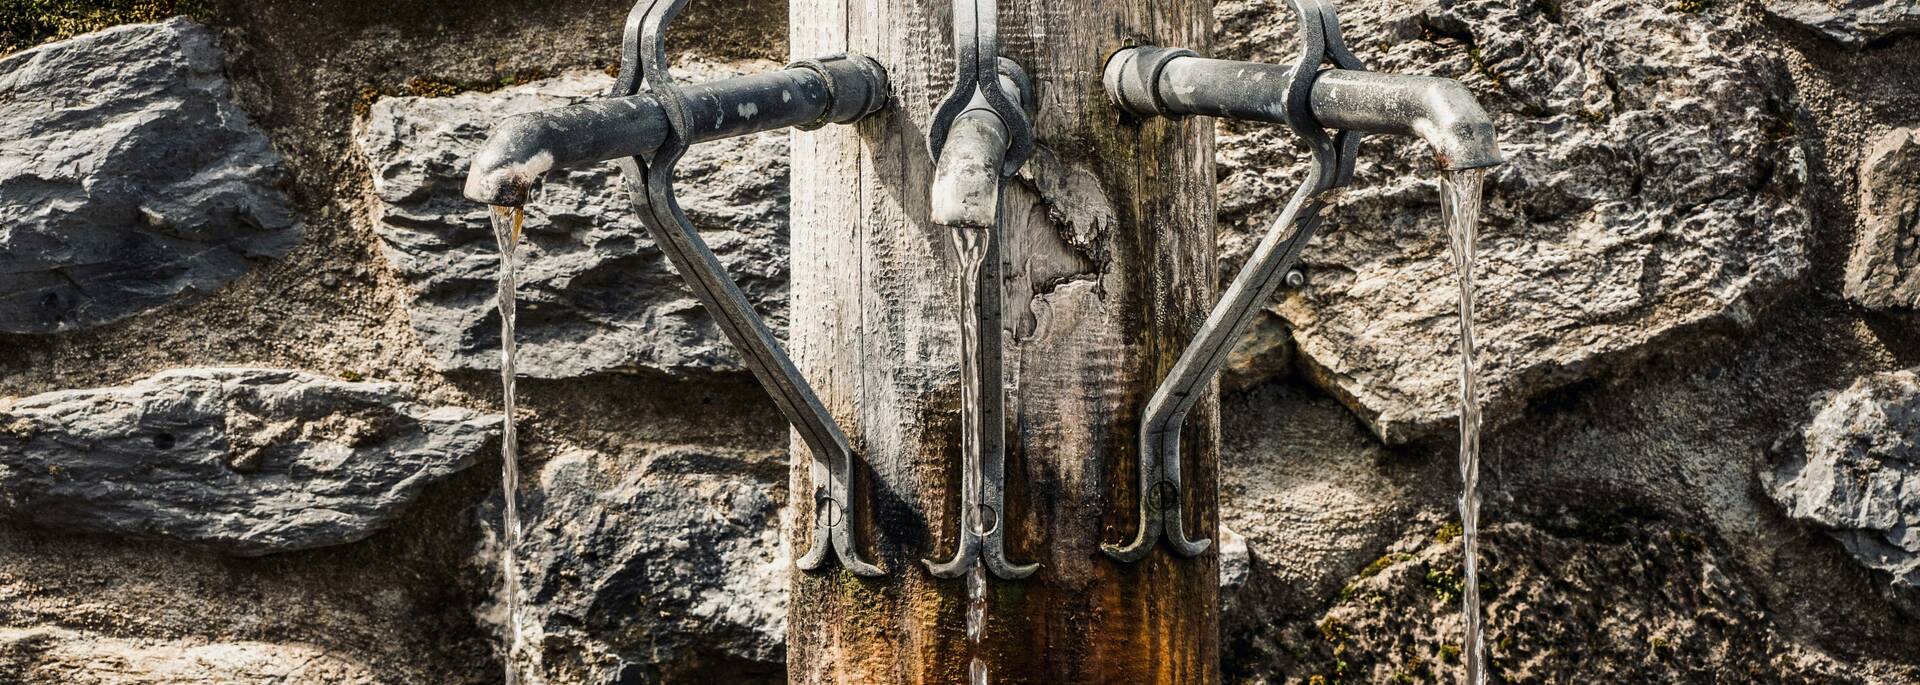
[967,563,990,685]
[1441,168,1490,685]
[951,226,993,685]
[489,205,529,685]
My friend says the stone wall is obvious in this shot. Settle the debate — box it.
[1,0,1917,683]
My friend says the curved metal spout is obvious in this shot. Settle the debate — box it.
[930,109,1010,228]
[1100,36,1504,565]
[1105,47,1503,170]
[929,65,1027,228]
[464,55,888,207]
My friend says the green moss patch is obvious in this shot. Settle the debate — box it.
[0,0,214,56]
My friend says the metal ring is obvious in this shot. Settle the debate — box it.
[821,495,843,529]
[1151,480,1181,512]
[969,502,1001,538]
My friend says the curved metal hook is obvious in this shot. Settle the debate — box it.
[923,0,1039,582]
[1103,0,1365,564]
[613,0,883,577]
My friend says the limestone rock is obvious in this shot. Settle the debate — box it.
[1212,0,1809,443]
[0,627,381,685]
[1768,0,1920,47]
[0,368,499,556]
[356,65,791,379]
[482,447,787,682]
[1768,369,1920,599]
[1844,128,1920,314]
[0,19,300,333]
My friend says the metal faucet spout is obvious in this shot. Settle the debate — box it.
[1296,69,1501,171]
[1105,48,1503,170]
[464,54,889,207]
[929,66,1027,228]
[930,108,1009,228]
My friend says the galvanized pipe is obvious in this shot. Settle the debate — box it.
[464,54,888,206]
[1105,47,1502,170]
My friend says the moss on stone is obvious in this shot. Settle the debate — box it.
[0,0,213,56]
[1423,565,1464,604]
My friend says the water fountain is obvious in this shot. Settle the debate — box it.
[923,2,1038,682]
[463,0,1501,680]
[1100,0,1503,679]
[466,0,892,585]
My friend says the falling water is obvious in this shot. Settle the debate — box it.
[1441,168,1489,685]
[967,563,990,685]
[489,205,529,685]
[951,226,993,685]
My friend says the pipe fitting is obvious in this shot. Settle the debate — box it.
[464,54,890,206]
[787,53,892,130]
[1104,47,1503,171]
[930,63,1029,228]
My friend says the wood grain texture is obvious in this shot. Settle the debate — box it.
[788,1,1217,682]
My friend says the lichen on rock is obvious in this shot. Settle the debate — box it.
[1243,514,1853,683]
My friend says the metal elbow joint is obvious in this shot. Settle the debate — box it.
[1103,46,1502,170]
[463,53,889,207]
[929,60,1030,228]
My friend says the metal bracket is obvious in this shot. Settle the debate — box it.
[923,0,1039,581]
[612,0,883,577]
[927,0,1033,176]
[1103,0,1366,563]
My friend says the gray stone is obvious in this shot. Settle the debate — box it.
[0,19,300,334]
[0,627,382,685]
[483,446,787,682]
[1213,0,1810,443]
[0,368,499,556]
[356,65,791,379]
[1768,369,1920,598]
[1767,0,1920,47]
[1844,128,1920,314]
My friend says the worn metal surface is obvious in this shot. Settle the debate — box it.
[928,63,1027,228]
[603,0,888,576]
[1104,49,1502,170]
[927,0,1033,176]
[464,58,883,207]
[1101,0,1494,562]
[925,3,1036,579]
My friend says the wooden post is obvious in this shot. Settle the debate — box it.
[788,1,1217,682]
